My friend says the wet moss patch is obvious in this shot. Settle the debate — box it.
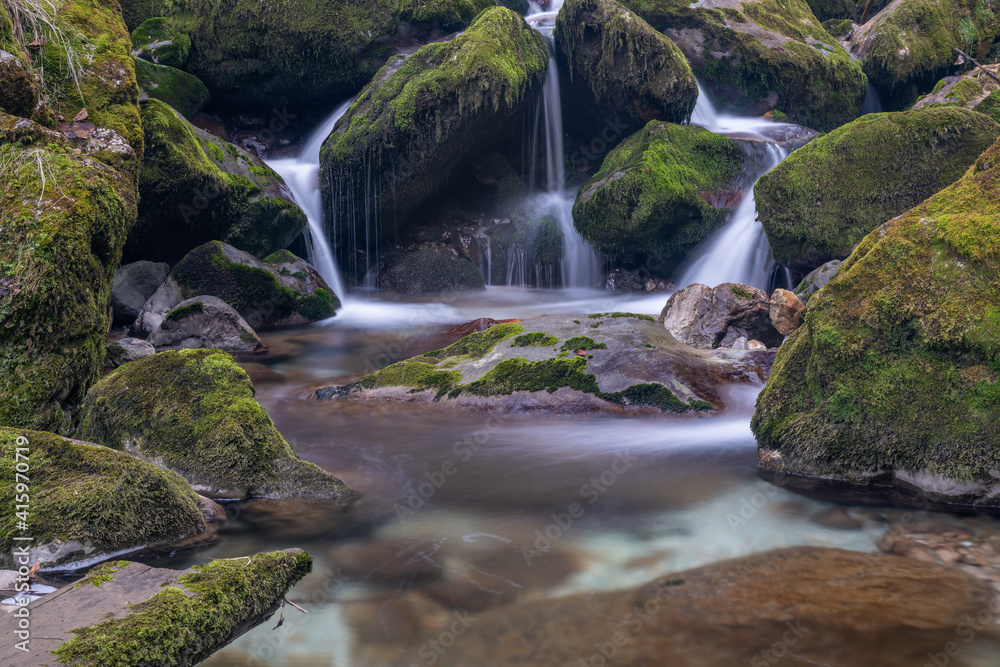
[512,332,559,347]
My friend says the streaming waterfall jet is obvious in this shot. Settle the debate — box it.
[675,83,794,290]
[266,98,354,303]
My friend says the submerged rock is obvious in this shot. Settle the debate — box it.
[134,242,338,334]
[78,349,354,500]
[618,0,867,131]
[378,248,486,294]
[755,107,1000,273]
[385,546,997,667]
[318,315,774,413]
[321,7,547,283]
[0,115,137,433]
[573,121,744,277]
[4,550,311,666]
[658,283,784,349]
[129,99,306,264]
[148,295,264,352]
[0,428,214,569]
[849,0,1000,110]
[752,137,1000,508]
[554,0,697,137]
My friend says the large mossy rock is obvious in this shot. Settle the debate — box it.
[0,49,40,118]
[77,349,354,500]
[554,0,697,137]
[913,64,1000,124]
[751,137,1000,508]
[850,0,999,110]
[804,0,888,22]
[618,0,867,131]
[128,99,305,264]
[378,247,486,293]
[319,315,774,413]
[755,107,1000,273]
[0,116,137,433]
[321,7,548,283]
[12,550,311,666]
[572,121,744,276]
[0,428,210,568]
[133,56,209,120]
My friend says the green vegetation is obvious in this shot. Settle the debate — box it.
[512,332,559,347]
[77,349,352,499]
[133,57,209,119]
[53,550,313,666]
[561,336,607,351]
[75,560,131,588]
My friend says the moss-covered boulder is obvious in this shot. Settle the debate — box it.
[618,0,867,131]
[849,0,999,110]
[78,349,354,500]
[319,314,775,413]
[133,56,209,119]
[23,550,311,666]
[805,0,888,22]
[751,137,1000,508]
[0,49,39,118]
[0,115,137,433]
[321,7,547,284]
[572,121,744,276]
[755,107,1000,273]
[913,64,1000,124]
[131,17,191,69]
[128,99,305,263]
[0,428,211,568]
[554,0,697,138]
[377,248,486,293]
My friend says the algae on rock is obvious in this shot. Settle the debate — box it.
[752,137,1000,506]
[77,349,353,500]
[133,56,209,119]
[754,106,1000,273]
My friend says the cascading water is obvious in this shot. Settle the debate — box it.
[266,99,354,303]
[675,84,794,290]
[526,3,603,289]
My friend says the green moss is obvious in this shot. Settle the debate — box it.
[133,57,209,119]
[262,249,299,264]
[77,349,351,499]
[807,0,888,22]
[752,136,1000,485]
[131,17,190,68]
[561,336,607,351]
[588,311,655,321]
[398,0,494,30]
[0,428,205,566]
[425,322,524,361]
[511,332,559,347]
[0,128,136,433]
[75,560,131,588]
[465,357,601,395]
[574,121,743,277]
[53,550,313,667]
[599,383,711,413]
[975,90,1000,124]
[355,359,462,399]
[755,106,1000,272]
[165,300,203,321]
[729,285,754,299]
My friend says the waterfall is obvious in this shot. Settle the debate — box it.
[266,99,354,302]
[861,83,883,115]
[676,84,793,290]
[526,4,602,289]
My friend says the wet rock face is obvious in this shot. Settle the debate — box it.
[111,260,170,324]
[793,259,841,303]
[769,288,805,335]
[755,106,1000,273]
[389,546,999,667]
[377,248,486,294]
[554,0,698,138]
[659,283,783,349]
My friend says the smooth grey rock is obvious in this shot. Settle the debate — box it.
[658,283,782,349]
[148,295,263,352]
[111,260,170,322]
[794,259,842,304]
[133,275,185,335]
[105,337,156,368]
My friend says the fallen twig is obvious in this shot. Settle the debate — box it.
[954,48,1000,86]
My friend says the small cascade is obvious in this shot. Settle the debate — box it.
[677,84,795,290]
[862,83,883,115]
[266,99,354,302]
[526,4,602,289]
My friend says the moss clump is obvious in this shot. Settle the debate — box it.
[0,123,136,433]
[0,428,206,567]
[321,7,547,282]
[600,383,713,413]
[860,0,999,110]
[75,560,131,588]
[133,57,209,119]
[588,312,655,321]
[77,349,351,499]
[618,0,867,131]
[165,300,204,321]
[355,359,463,399]
[130,99,305,263]
[398,0,494,29]
[131,17,190,68]
[561,336,607,351]
[976,90,1000,124]
[425,322,525,361]
[53,550,313,667]
[752,136,1000,489]
[573,121,743,277]
[511,332,559,347]
[466,357,602,395]
[554,0,697,135]
[755,106,1000,272]
[807,0,888,22]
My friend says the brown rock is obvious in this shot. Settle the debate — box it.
[659,282,783,349]
[769,288,805,335]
